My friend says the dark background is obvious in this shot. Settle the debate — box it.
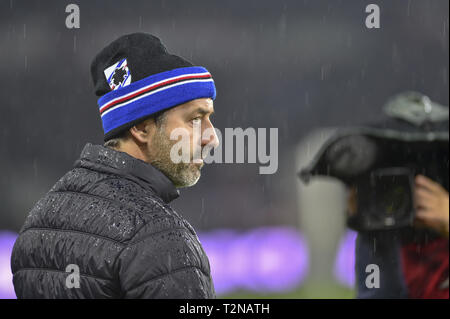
[1,0,448,233]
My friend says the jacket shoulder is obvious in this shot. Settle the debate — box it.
[22,167,188,243]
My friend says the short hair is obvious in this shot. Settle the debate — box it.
[104,109,167,149]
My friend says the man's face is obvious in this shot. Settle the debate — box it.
[146,98,219,188]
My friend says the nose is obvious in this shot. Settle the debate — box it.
[201,120,219,149]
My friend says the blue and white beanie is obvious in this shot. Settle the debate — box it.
[90,33,216,141]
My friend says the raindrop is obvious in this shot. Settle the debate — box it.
[278,13,287,39]
[406,0,412,17]
[33,158,38,180]
[304,91,310,108]
[346,34,352,48]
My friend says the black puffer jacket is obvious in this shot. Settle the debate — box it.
[11,143,215,299]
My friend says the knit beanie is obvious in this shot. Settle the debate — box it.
[90,33,216,141]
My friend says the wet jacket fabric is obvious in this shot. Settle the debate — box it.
[11,143,216,299]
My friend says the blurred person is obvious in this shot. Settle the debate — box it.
[403,175,449,297]
[413,175,449,238]
[300,92,449,299]
[352,174,448,299]
[353,94,449,299]
[11,33,219,298]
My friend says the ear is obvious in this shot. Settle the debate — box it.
[129,118,156,144]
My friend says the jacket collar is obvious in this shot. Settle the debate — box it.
[74,143,180,203]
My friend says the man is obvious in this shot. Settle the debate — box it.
[11,33,219,298]
[300,92,449,298]
[355,174,449,299]
[352,93,449,299]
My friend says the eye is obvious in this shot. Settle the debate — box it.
[192,117,202,124]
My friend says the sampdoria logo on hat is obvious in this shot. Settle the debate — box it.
[103,58,131,91]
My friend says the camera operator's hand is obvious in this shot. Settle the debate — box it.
[414,175,449,238]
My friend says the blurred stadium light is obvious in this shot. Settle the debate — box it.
[333,230,357,288]
[198,227,309,295]
[0,231,17,299]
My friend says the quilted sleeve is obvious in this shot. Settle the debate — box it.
[116,224,215,299]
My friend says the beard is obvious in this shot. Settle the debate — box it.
[149,125,204,188]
